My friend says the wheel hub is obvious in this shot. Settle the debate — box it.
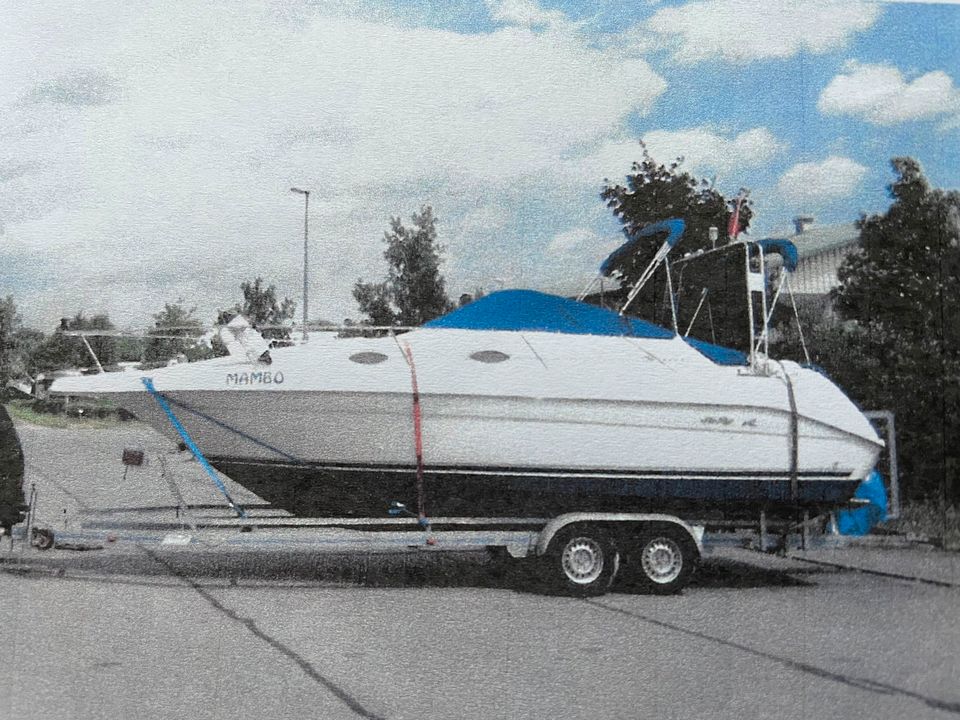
[640,537,683,584]
[561,537,604,585]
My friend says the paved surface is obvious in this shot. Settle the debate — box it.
[790,546,960,587]
[2,418,959,719]
[13,420,264,522]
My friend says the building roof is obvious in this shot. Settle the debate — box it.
[781,222,859,258]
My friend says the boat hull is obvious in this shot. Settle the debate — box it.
[110,387,876,520]
[51,324,883,522]
[208,457,862,521]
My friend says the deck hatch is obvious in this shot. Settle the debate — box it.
[349,351,389,365]
[470,350,510,364]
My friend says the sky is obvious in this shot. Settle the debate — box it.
[1,0,958,330]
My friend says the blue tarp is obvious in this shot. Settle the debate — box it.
[836,469,888,535]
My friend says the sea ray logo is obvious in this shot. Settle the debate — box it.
[701,416,734,426]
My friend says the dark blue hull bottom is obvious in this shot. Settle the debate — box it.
[208,459,861,521]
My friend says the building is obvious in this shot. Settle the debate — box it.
[786,216,860,300]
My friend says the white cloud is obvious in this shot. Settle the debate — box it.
[646,0,880,64]
[576,127,783,185]
[0,2,667,328]
[642,127,783,175]
[541,225,623,295]
[818,62,960,126]
[547,227,604,256]
[486,0,572,30]
[776,156,867,204]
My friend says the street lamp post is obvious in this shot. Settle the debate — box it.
[290,187,310,343]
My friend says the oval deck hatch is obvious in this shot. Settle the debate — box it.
[470,350,510,363]
[349,351,389,365]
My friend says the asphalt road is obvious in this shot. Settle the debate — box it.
[2,419,959,719]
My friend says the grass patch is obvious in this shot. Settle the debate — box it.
[4,400,122,430]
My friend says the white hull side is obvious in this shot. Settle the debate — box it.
[112,388,878,482]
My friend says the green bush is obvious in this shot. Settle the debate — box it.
[31,397,131,421]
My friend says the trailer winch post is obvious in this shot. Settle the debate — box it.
[23,484,36,550]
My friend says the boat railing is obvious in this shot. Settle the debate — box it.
[61,323,419,343]
[58,323,423,371]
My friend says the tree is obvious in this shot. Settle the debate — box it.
[0,297,49,388]
[8,328,45,380]
[144,301,210,365]
[831,157,960,502]
[600,143,752,318]
[354,206,454,326]
[32,312,117,372]
[217,278,296,342]
[0,296,22,388]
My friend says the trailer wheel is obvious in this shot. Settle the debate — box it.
[32,528,55,551]
[543,526,619,597]
[630,527,697,595]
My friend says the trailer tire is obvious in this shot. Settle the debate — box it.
[628,526,697,595]
[541,525,619,597]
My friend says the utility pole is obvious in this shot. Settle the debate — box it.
[290,187,310,342]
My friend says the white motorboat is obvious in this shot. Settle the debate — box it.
[51,223,883,521]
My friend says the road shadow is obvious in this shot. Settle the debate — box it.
[1,546,815,594]
[683,556,817,590]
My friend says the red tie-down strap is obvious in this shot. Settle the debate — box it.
[401,342,434,542]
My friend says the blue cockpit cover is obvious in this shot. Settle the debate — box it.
[683,336,749,366]
[425,289,750,365]
[425,290,674,338]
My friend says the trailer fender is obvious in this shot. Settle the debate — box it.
[535,513,704,557]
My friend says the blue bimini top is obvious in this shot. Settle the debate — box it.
[424,289,749,366]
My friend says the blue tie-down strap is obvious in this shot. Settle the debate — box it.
[142,378,247,519]
[836,469,888,536]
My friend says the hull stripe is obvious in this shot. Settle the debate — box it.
[207,457,854,482]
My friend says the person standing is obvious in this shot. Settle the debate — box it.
[0,405,26,541]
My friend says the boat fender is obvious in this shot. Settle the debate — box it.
[837,469,888,535]
[535,513,703,557]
